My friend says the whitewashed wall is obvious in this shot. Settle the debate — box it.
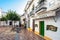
[35,20,39,32]
[0,21,7,26]
[35,18,45,33]
[35,12,60,40]
[45,11,60,40]
[47,0,60,11]
[0,21,19,26]
[35,16,60,40]
[26,0,35,28]
[30,18,33,29]
[29,0,60,40]
[21,16,25,24]
[14,21,19,26]
[11,21,19,26]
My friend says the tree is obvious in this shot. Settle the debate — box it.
[1,16,7,21]
[0,15,7,26]
[6,10,20,27]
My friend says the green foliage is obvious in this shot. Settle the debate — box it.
[0,10,20,21]
[6,10,20,21]
[0,16,7,21]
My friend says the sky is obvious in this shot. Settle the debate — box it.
[0,0,28,15]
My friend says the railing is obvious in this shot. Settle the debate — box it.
[35,2,47,13]
[29,10,34,16]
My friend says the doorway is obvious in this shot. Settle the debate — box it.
[33,19,35,32]
[39,21,44,36]
[9,21,12,25]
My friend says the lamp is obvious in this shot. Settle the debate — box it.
[52,16,58,22]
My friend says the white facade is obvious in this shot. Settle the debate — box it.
[21,15,25,24]
[0,8,19,26]
[0,21,19,26]
[24,0,36,28]
[30,17,33,29]
[34,0,60,40]
[45,16,60,40]
[2,11,6,17]
[0,8,6,18]
[35,11,60,40]
[24,0,60,40]
[47,0,60,11]
[20,13,27,26]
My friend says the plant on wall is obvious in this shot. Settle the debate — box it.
[35,24,38,27]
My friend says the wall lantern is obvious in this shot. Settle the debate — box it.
[35,24,38,27]
[52,7,60,22]
[52,16,57,22]
[52,12,58,22]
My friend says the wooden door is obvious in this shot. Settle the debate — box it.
[39,21,44,36]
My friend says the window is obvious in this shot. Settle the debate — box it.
[32,5,34,10]
[38,0,45,4]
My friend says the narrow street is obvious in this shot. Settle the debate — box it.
[0,27,45,40]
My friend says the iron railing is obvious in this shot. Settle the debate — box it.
[29,10,34,16]
[35,1,47,13]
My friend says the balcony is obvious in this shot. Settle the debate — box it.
[29,10,34,16]
[35,1,47,13]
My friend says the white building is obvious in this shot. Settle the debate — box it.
[24,0,60,40]
[21,13,26,26]
[0,8,19,26]
[21,13,28,29]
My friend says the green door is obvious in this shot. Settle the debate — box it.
[39,21,44,36]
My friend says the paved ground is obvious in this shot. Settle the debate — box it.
[19,29,45,40]
[0,27,45,40]
[0,27,16,40]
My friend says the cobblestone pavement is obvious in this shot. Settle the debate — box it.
[0,27,45,40]
[0,27,16,40]
[19,29,45,40]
